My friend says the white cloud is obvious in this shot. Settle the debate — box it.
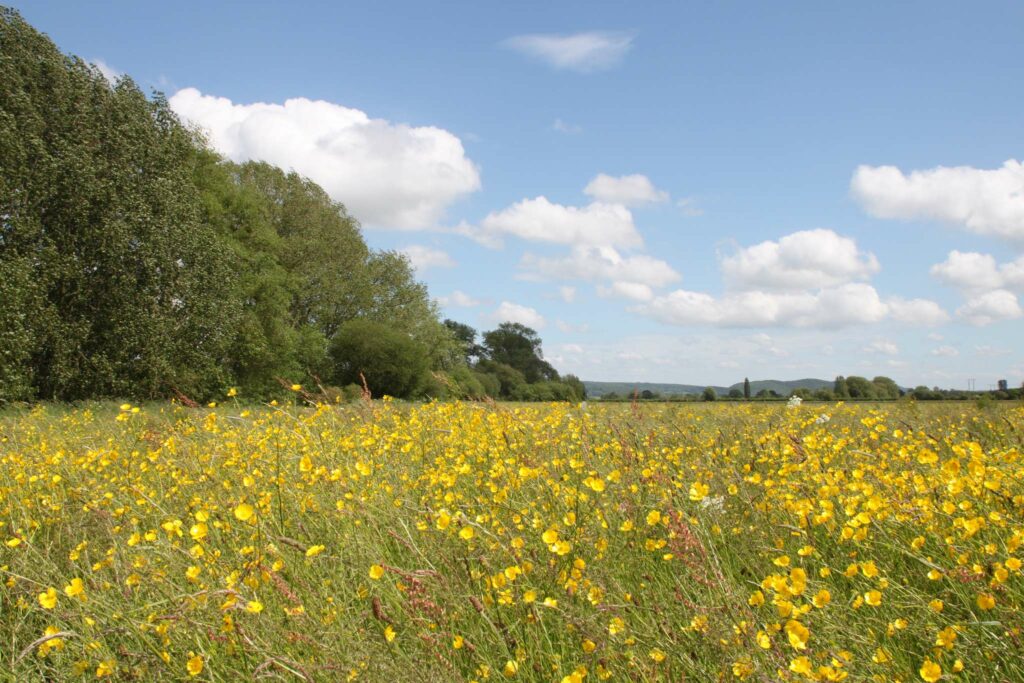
[931,345,959,357]
[851,160,1024,242]
[520,245,680,287]
[440,290,481,308]
[92,58,122,84]
[562,344,584,354]
[721,229,879,291]
[488,301,546,329]
[931,250,1024,292]
[502,31,635,72]
[636,283,890,329]
[863,339,899,355]
[479,198,642,248]
[956,289,1023,326]
[400,245,455,271]
[597,281,654,302]
[583,174,669,206]
[552,118,582,134]
[558,286,577,303]
[886,297,950,326]
[168,88,480,229]
[974,344,1010,357]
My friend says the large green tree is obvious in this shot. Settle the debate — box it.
[481,323,559,384]
[1,9,236,400]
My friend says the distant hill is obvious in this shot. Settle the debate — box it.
[584,381,730,397]
[584,378,832,398]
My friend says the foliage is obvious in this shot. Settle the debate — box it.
[329,319,431,398]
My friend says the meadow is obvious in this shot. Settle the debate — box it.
[1,398,1022,682]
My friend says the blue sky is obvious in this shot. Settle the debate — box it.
[16,1,1024,388]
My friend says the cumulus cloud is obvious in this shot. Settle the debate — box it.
[583,173,669,206]
[502,31,635,72]
[851,160,1024,242]
[520,245,680,287]
[721,229,879,291]
[400,245,455,271]
[636,283,890,329]
[677,197,703,217]
[886,297,950,326]
[478,197,642,248]
[439,290,481,307]
[597,281,654,302]
[956,289,1023,326]
[488,301,546,329]
[558,286,577,303]
[168,88,480,229]
[930,250,1024,292]
[931,345,959,357]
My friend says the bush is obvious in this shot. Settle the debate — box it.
[328,320,430,399]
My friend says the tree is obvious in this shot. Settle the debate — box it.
[444,319,485,365]
[328,319,429,398]
[833,376,850,398]
[871,376,901,400]
[482,323,559,384]
[845,376,876,399]
[702,387,717,402]
[1,9,237,400]
[743,377,751,400]
[728,388,743,399]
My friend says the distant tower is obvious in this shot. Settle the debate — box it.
[998,379,1008,391]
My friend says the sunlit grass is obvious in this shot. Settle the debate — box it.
[1,399,1022,681]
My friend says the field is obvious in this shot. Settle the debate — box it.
[1,399,1023,682]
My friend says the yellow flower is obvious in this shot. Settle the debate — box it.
[185,566,201,582]
[369,564,385,580]
[977,593,996,610]
[290,384,302,392]
[384,625,396,642]
[234,503,255,521]
[646,510,661,526]
[459,526,475,540]
[688,481,709,501]
[5,537,21,548]
[227,387,237,397]
[64,578,85,600]
[453,635,464,649]
[608,617,626,635]
[38,587,58,609]
[785,620,809,650]
[864,590,882,606]
[748,590,765,606]
[542,528,559,544]
[305,544,326,557]
[812,589,831,608]
[96,660,115,678]
[581,639,596,653]
[789,656,813,675]
[246,600,264,613]
[936,626,957,649]
[503,660,518,677]
[919,659,942,683]
[649,648,666,662]
[187,653,204,676]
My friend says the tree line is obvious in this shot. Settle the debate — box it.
[0,9,582,404]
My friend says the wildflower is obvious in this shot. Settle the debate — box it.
[919,659,942,683]
[187,653,204,676]
[64,578,86,600]
[864,590,882,606]
[234,503,255,521]
[246,600,264,613]
[459,526,475,540]
[305,544,326,557]
[384,625,396,642]
[977,593,996,610]
[785,620,809,650]
[503,660,518,677]
[38,587,58,609]
[96,660,115,678]
[369,564,385,580]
